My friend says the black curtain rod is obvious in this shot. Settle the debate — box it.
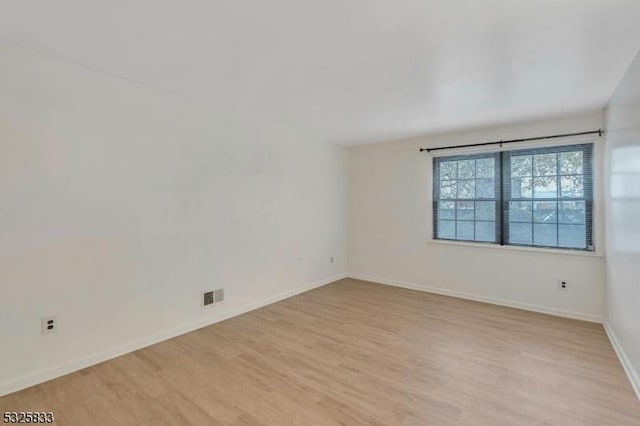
[419,129,603,153]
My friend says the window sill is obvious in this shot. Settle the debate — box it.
[427,239,603,258]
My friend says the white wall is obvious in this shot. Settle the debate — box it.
[0,45,348,396]
[349,112,605,321]
[603,50,640,397]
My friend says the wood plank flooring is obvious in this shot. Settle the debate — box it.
[1,278,639,425]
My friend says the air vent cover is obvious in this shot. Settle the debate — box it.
[203,291,214,306]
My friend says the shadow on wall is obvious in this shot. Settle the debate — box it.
[610,142,640,254]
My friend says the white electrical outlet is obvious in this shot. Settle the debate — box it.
[41,316,57,335]
[559,280,569,291]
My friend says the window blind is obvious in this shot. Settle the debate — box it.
[433,143,594,251]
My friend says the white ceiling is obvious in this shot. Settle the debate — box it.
[1,1,640,145]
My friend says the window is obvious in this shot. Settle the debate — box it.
[433,144,594,251]
[433,153,500,243]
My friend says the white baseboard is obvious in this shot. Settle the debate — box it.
[603,320,640,400]
[0,273,347,397]
[347,273,603,323]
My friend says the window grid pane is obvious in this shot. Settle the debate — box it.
[433,155,499,244]
[504,145,592,250]
[434,144,593,251]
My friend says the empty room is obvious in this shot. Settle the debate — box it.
[1,1,639,425]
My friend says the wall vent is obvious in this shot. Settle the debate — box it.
[202,289,224,307]
[203,291,214,307]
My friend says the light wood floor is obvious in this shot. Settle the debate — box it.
[1,278,639,425]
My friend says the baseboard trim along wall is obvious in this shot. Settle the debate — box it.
[347,273,603,323]
[603,320,640,400]
[0,273,347,397]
